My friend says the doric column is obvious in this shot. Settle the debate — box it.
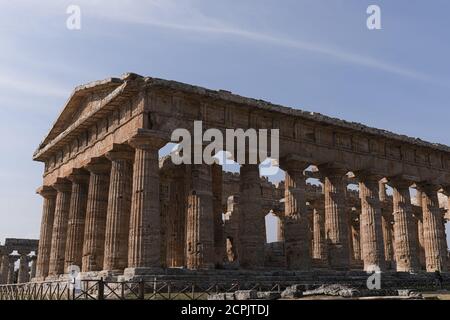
[17,252,30,283]
[30,255,37,279]
[283,160,311,270]
[212,163,225,267]
[319,166,350,270]
[126,131,167,273]
[64,169,89,270]
[81,157,111,272]
[415,191,426,269]
[417,184,448,272]
[7,255,18,284]
[357,173,386,271]
[103,146,134,273]
[238,164,265,269]
[350,215,361,262]
[35,186,57,279]
[389,179,419,272]
[185,164,215,269]
[381,211,395,270]
[164,166,186,268]
[311,200,327,261]
[48,178,72,276]
[0,254,9,284]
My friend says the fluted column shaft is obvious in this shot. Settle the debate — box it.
[0,255,9,284]
[284,164,311,270]
[238,164,265,269]
[48,180,72,276]
[212,163,225,267]
[382,212,395,269]
[30,256,37,279]
[35,187,56,279]
[185,164,215,269]
[321,168,350,270]
[359,176,386,271]
[351,220,361,261]
[127,144,162,269]
[64,171,89,269]
[312,204,327,260]
[82,161,110,272]
[103,151,133,272]
[391,182,419,272]
[7,256,18,284]
[419,185,448,272]
[17,253,30,283]
[166,173,186,268]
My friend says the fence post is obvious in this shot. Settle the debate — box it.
[138,280,145,300]
[97,278,105,300]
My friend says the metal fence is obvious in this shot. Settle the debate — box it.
[0,279,286,300]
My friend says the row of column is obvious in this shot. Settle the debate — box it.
[281,161,448,273]
[36,133,168,279]
[0,253,37,284]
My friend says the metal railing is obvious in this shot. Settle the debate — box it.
[0,279,286,300]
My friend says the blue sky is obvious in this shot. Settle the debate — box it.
[0,1,449,246]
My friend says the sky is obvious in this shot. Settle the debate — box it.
[0,0,449,246]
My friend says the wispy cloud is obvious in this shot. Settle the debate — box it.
[81,0,440,85]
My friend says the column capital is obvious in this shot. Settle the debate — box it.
[279,154,310,172]
[106,144,135,162]
[416,182,441,193]
[128,129,168,150]
[388,175,415,189]
[36,185,57,199]
[52,178,72,192]
[67,168,90,184]
[85,157,111,174]
[317,163,348,177]
[353,169,384,183]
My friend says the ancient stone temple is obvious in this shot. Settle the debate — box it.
[0,239,38,284]
[33,73,450,281]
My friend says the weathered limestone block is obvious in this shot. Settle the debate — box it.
[35,186,56,279]
[418,184,448,272]
[358,174,386,271]
[103,146,134,273]
[48,178,72,276]
[64,169,89,270]
[237,164,265,269]
[82,158,111,272]
[390,179,419,272]
[283,162,311,270]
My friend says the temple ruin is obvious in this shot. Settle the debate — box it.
[0,239,39,284]
[32,73,450,281]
